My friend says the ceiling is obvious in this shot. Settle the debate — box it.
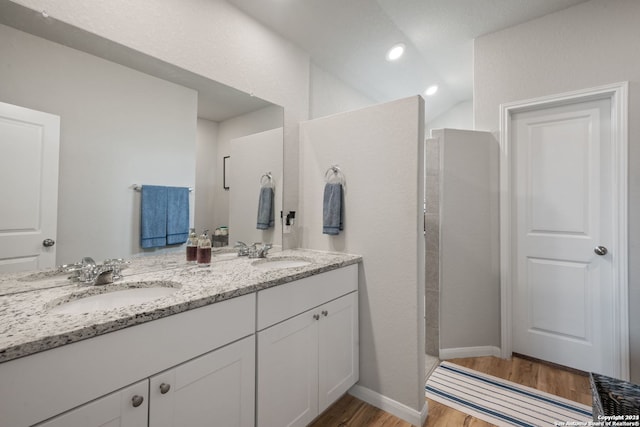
[228,0,589,121]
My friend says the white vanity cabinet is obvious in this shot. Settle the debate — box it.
[0,261,361,427]
[1,293,256,427]
[256,264,359,427]
[37,335,255,427]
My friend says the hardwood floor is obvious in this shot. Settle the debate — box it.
[309,355,592,427]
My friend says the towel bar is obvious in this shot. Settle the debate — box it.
[132,185,193,192]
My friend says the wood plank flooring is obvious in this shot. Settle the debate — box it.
[309,355,592,427]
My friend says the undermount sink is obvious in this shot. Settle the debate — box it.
[251,258,312,271]
[49,283,180,314]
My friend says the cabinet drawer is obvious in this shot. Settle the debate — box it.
[257,264,357,330]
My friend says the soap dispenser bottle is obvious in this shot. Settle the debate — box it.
[186,228,198,263]
[197,230,212,265]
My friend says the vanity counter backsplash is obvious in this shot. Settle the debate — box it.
[0,249,361,364]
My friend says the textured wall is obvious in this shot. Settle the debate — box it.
[475,0,640,381]
[299,96,426,419]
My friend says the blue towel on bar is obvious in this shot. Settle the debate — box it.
[323,183,343,235]
[257,186,274,230]
[167,186,190,245]
[140,185,167,248]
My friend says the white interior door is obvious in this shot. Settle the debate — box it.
[0,102,60,272]
[512,98,614,375]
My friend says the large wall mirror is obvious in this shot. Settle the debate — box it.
[0,2,284,268]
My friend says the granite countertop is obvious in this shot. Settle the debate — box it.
[0,249,361,364]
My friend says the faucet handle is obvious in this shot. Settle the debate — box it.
[262,243,273,257]
[234,241,250,256]
[81,257,96,267]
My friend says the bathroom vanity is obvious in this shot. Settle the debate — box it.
[0,250,360,427]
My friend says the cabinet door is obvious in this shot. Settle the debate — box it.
[36,380,148,427]
[257,310,319,427]
[149,335,255,427]
[318,291,359,412]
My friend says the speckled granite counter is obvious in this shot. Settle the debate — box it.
[0,249,361,364]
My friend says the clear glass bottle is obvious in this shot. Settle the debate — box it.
[186,228,198,263]
[197,229,212,265]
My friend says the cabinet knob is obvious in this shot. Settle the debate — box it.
[159,383,171,394]
[131,395,144,408]
[313,314,320,320]
[322,310,328,317]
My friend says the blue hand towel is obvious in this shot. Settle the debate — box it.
[141,185,167,248]
[167,186,190,245]
[257,186,274,230]
[323,183,343,235]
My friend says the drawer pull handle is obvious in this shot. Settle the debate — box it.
[313,314,320,320]
[322,310,328,317]
[159,383,171,394]
[132,395,144,408]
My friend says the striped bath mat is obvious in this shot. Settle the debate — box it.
[425,362,592,426]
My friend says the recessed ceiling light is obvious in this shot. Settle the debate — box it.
[386,43,405,61]
[425,85,439,96]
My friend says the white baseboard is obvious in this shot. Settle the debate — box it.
[439,346,501,360]
[348,384,428,426]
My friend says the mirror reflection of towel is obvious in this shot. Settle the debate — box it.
[323,183,343,235]
[140,185,190,248]
[257,186,274,230]
[167,187,190,244]
[141,185,167,248]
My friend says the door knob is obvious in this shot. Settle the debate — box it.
[42,238,55,247]
[594,246,608,256]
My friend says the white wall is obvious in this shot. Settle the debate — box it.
[309,63,375,119]
[426,100,473,135]
[432,129,500,351]
[299,96,426,423]
[214,106,283,231]
[229,128,283,246]
[0,24,197,264]
[195,119,219,235]
[474,0,640,382]
[9,0,311,249]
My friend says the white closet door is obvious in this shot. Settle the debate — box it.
[0,102,60,272]
[512,97,614,375]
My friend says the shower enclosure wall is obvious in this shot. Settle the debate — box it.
[425,128,499,358]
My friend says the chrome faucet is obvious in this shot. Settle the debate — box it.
[234,241,250,256]
[248,243,272,259]
[62,257,128,285]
